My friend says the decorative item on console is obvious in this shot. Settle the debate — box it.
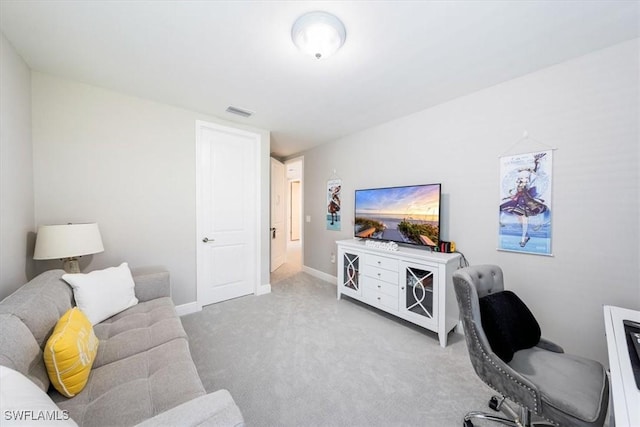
[364,240,399,251]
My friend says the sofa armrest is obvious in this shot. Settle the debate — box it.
[132,271,171,302]
[134,390,244,427]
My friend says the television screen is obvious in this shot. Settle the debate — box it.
[354,183,441,247]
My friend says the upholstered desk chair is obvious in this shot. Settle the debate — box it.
[452,265,609,427]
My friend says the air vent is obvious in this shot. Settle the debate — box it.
[225,106,254,118]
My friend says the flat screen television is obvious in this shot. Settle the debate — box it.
[354,183,441,247]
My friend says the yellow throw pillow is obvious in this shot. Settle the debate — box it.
[44,307,99,397]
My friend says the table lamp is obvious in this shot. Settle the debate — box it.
[33,223,104,273]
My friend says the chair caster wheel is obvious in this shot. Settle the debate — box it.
[463,420,474,427]
[488,396,500,411]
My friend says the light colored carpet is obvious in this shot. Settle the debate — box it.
[269,240,302,284]
[181,270,497,427]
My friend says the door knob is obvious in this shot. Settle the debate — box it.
[202,237,214,243]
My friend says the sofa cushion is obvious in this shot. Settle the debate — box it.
[92,297,187,368]
[0,270,74,392]
[134,390,244,427]
[0,365,78,427]
[0,314,51,391]
[44,308,99,397]
[0,269,74,348]
[131,271,171,302]
[52,338,206,427]
[63,263,139,325]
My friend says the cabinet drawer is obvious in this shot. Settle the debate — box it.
[364,254,398,272]
[363,277,398,298]
[362,265,398,284]
[363,288,398,311]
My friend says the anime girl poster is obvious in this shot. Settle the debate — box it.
[326,179,342,231]
[499,150,552,255]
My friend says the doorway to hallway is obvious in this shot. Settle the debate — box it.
[270,157,303,284]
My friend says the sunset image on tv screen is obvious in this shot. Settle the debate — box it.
[354,184,440,246]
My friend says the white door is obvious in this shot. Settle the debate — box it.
[196,121,259,306]
[270,158,286,272]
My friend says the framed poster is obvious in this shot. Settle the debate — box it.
[499,150,552,255]
[326,179,342,231]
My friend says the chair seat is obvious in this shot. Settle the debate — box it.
[509,346,608,426]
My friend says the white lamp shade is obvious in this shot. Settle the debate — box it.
[292,11,346,59]
[33,223,104,260]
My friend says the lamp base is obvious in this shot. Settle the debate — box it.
[62,258,81,274]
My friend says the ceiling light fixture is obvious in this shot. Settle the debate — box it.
[291,11,346,60]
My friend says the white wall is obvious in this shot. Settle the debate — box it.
[300,39,639,365]
[32,72,271,305]
[0,32,34,298]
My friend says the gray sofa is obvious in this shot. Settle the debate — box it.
[0,269,244,427]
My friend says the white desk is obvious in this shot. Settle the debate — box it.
[603,306,640,427]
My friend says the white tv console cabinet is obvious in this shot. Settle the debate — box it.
[336,239,461,347]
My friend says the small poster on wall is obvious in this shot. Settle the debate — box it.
[499,150,553,255]
[327,179,342,231]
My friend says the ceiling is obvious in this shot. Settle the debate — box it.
[1,1,637,158]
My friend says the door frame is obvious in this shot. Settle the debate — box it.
[270,157,286,272]
[195,120,262,310]
[284,156,304,256]
[289,180,301,241]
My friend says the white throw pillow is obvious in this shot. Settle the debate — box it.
[62,262,138,325]
[0,365,78,426]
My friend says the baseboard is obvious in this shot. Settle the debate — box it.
[302,265,337,284]
[256,283,271,296]
[175,301,200,317]
[177,284,271,314]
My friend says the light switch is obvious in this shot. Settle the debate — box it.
[306,215,311,223]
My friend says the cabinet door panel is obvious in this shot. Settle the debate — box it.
[338,250,362,297]
[399,261,438,328]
